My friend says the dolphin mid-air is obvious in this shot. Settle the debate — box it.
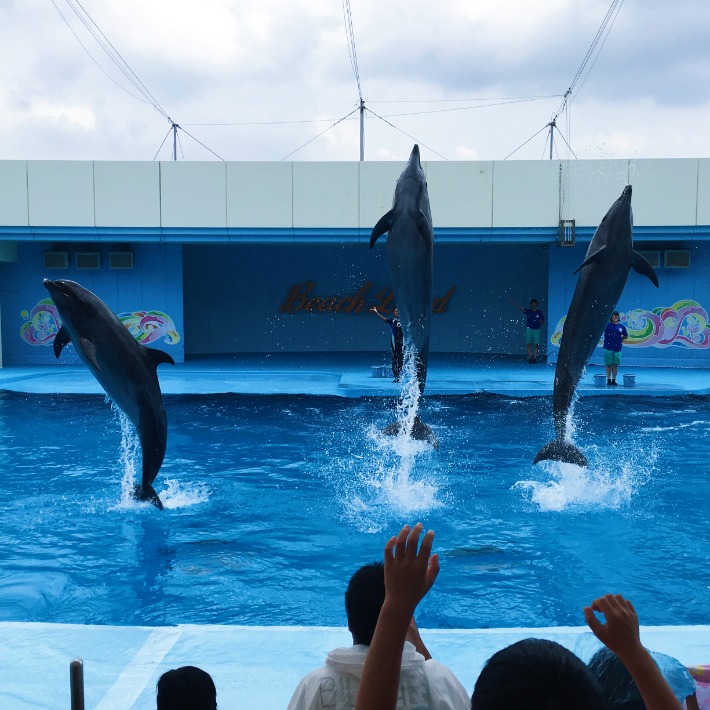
[43,279,174,508]
[370,144,437,447]
[533,185,659,467]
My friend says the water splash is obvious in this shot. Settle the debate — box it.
[112,403,141,507]
[514,440,657,512]
[159,478,210,509]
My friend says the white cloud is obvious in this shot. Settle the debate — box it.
[0,0,709,161]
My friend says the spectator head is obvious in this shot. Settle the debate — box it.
[588,647,645,708]
[471,638,607,710]
[345,562,386,646]
[156,666,217,710]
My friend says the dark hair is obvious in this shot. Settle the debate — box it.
[157,666,217,710]
[471,638,608,710]
[588,647,642,707]
[530,299,538,306]
[611,311,620,318]
[345,562,385,646]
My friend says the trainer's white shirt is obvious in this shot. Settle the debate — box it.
[287,642,471,710]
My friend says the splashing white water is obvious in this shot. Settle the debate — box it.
[335,354,443,532]
[110,403,209,510]
[514,441,657,512]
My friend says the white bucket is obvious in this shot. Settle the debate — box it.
[623,373,636,387]
[594,373,607,387]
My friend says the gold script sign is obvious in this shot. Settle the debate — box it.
[279,281,457,315]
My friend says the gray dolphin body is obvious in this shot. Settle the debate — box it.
[370,144,437,448]
[533,185,658,467]
[43,279,174,508]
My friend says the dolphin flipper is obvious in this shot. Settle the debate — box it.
[631,250,660,287]
[79,337,101,370]
[369,210,394,248]
[533,439,588,468]
[573,245,608,275]
[416,210,433,241]
[53,325,72,358]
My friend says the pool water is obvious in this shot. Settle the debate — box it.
[0,390,708,629]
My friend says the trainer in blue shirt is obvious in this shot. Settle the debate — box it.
[603,311,628,386]
[510,298,545,364]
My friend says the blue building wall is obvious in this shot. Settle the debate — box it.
[0,243,184,366]
[182,242,548,356]
[547,241,710,367]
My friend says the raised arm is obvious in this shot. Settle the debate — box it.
[370,306,388,322]
[508,298,524,312]
[355,523,439,710]
[584,594,683,710]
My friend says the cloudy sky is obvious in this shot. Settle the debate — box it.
[2,0,709,163]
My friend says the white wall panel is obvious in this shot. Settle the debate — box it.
[629,159,698,226]
[359,161,405,231]
[94,161,160,227]
[0,162,28,227]
[27,161,94,227]
[698,159,710,225]
[227,162,292,228]
[426,161,494,228]
[493,161,559,227]
[160,161,227,228]
[561,160,630,227]
[293,162,358,228]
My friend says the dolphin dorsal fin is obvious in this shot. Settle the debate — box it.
[631,250,660,287]
[369,210,394,248]
[573,245,608,275]
[53,325,72,359]
[144,346,175,370]
[79,337,101,371]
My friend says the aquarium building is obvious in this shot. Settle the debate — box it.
[1,157,709,368]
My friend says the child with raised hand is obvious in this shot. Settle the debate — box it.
[356,523,438,710]
[584,594,683,710]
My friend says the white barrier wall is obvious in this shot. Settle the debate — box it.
[0,158,709,231]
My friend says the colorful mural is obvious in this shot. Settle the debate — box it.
[20,300,180,347]
[118,311,181,346]
[551,300,710,349]
[20,299,61,346]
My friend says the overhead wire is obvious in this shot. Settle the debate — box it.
[341,0,363,101]
[54,0,222,160]
[505,0,625,159]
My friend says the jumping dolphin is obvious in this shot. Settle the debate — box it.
[43,279,174,508]
[370,144,437,448]
[533,185,658,467]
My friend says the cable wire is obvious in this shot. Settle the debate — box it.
[341,0,363,100]
[280,108,360,160]
[366,107,448,160]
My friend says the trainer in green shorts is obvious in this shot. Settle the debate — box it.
[602,311,628,385]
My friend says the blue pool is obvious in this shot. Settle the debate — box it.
[1,388,708,631]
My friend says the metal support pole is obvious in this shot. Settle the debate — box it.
[70,659,85,710]
[172,123,178,161]
[549,119,555,160]
[359,99,365,161]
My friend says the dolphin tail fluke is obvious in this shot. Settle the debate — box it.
[533,439,588,468]
[133,482,164,510]
[381,417,439,450]
[411,416,439,451]
[631,250,660,287]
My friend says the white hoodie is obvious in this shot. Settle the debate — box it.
[287,642,471,710]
